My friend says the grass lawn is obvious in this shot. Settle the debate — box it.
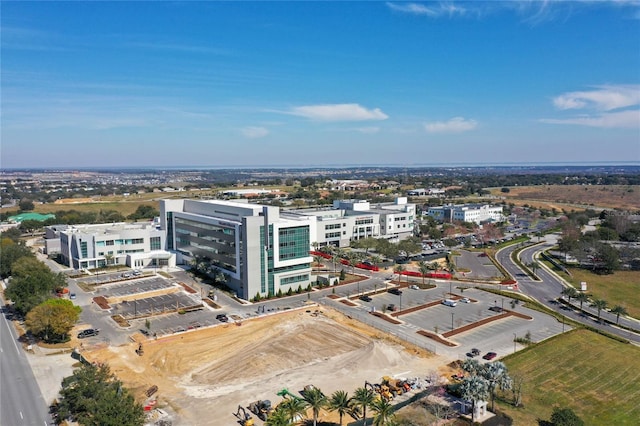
[498,329,640,425]
[563,268,640,319]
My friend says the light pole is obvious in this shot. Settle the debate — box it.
[451,312,454,331]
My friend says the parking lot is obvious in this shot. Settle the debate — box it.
[97,276,176,298]
[112,292,202,319]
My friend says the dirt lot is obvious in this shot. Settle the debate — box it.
[82,306,448,425]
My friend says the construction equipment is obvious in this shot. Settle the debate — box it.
[365,381,392,401]
[381,376,404,397]
[233,405,254,426]
[135,343,144,356]
[247,400,272,421]
[277,388,303,401]
[300,384,325,398]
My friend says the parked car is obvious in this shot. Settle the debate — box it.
[483,351,497,360]
[77,328,100,339]
[388,288,403,296]
[387,304,397,311]
[469,348,481,357]
[489,306,503,312]
[409,285,419,290]
[459,297,470,303]
[69,293,76,300]
[216,314,229,323]
[359,295,372,302]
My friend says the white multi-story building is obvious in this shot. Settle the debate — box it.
[286,197,416,248]
[160,199,314,300]
[427,204,504,224]
[55,222,175,270]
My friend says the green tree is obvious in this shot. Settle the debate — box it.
[302,387,327,426]
[459,375,489,423]
[590,298,608,322]
[18,199,35,211]
[370,397,395,426]
[526,261,540,277]
[610,305,628,325]
[265,406,290,426]
[0,238,34,278]
[328,390,353,426]
[353,386,376,426]
[25,299,81,343]
[127,204,159,221]
[561,286,578,304]
[393,264,405,284]
[549,407,585,426]
[278,397,308,425]
[575,292,589,312]
[481,361,512,412]
[5,257,67,314]
[417,260,430,285]
[57,363,145,426]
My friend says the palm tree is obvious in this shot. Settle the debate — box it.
[482,361,512,412]
[313,254,323,268]
[302,387,327,426]
[417,260,429,285]
[370,255,382,270]
[393,264,405,285]
[591,298,608,323]
[328,390,352,426]
[459,375,490,423]
[575,292,590,312]
[461,358,481,376]
[353,386,376,426]
[561,286,578,304]
[265,406,290,426]
[526,261,540,277]
[370,397,395,426]
[279,397,308,425]
[610,305,628,325]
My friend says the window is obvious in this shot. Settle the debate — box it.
[80,241,88,258]
[106,240,114,246]
[150,236,161,251]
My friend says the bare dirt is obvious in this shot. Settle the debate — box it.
[82,306,448,426]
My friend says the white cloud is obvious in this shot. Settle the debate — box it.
[553,85,640,111]
[424,117,478,133]
[540,110,640,128]
[386,2,467,18]
[241,126,269,138]
[355,127,381,134]
[287,103,389,122]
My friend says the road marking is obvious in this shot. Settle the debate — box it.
[20,411,23,419]
[3,317,21,355]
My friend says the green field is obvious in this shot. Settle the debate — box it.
[564,268,640,319]
[498,329,640,425]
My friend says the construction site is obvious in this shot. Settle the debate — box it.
[80,305,449,425]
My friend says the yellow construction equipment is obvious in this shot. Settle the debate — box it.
[233,405,254,426]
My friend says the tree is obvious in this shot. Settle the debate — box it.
[0,238,34,278]
[127,205,159,221]
[353,386,376,426]
[26,299,81,343]
[393,264,405,284]
[417,260,430,285]
[278,397,308,425]
[265,406,290,426]
[610,305,628,325]
[481,361,512,412]
[459,375,489,423]
[5,257,67,314]
[526,261,540,277]
[561,287,578,304]
[575,292,589,312]
[370,397,395,426]
[302,387,327,426]
[328,390,353,426]
[19,199,35,211]
[590,298,608,322]
[549,407,585,426]
[461,358,481,376]
[57,363,145,426]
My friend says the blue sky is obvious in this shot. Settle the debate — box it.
[2,1,639,168]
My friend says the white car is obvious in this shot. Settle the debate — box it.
[409,285,419,290]
[460,297,471,303]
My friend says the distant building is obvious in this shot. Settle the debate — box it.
[160,199,314,300]
[427,204,504,225]
[221,188,282,198]
[407,188,446,197]
[54,222,174,270]
[287,197,416,248]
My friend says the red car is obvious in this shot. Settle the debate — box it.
[483,352,497,360]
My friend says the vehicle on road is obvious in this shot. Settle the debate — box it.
[388,288,403,296]
[359,295,372,302]
[483,351,497,360]
[70,293,76,299]
[77,328,99,339]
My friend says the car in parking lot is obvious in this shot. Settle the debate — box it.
[387,304,397,311]
[77,328,100,339]
[409,285,419,290]
[359,295,372,302]
[70,293,76,300]
[459,297,470,303]
[483,351,497,360]
[467,348,481,357]
[216,314,229,323]
[489,306,503,312]
[388,288,403,296]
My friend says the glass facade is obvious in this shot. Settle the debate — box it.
[174,217,237,273]
[278,226,309,261]
[150,236,161,251]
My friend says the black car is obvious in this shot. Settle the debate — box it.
[388,288,403,296]
[467,348,481,357]
[77,328,99,339]
[489,306,503,312]
[216,314,229,322]
[359,295,372,302]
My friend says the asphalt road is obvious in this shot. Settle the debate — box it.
[497,241,640,345]
[1,307,53,426]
